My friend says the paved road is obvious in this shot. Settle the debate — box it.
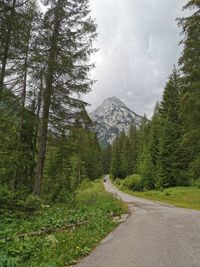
[75,178,200,267]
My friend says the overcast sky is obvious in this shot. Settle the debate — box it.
[85,0,188,118]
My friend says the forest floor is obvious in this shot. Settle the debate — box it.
[0,181,127,267]
[115,183,200,211]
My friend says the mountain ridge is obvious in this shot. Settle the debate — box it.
[90,96,143,145]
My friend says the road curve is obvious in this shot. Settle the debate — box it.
[75,178,200,267]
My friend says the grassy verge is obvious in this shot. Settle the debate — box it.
[0,181,127,267]
[114,180,200,211]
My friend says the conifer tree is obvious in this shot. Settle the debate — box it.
[156,69,188,188]
[121,136,130,178]
[0,0,37,104]
[117,131,127,178]
[178,1,200,182]
[34,0,97,195]
[138,112,158,189]
[0,0,17,103]
[128,124,139,174]
[11,1,41,190]
[1,1,42,191]
[101,144,112,174]
[110,136,121,179]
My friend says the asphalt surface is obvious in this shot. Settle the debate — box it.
[75,178,200,267]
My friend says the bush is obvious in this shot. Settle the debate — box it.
[189,155,200,183]
[0,186,15,209]
[114,178,124,189]
[194,179,200,189]
[78,179,92,191]
[18,194,42,213]
[122,174,143,192]
[0,186,42,213]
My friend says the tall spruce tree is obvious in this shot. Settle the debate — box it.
[0,1,41,190]
[34,0,97,194]
[121,136,130,178]
[110,136,121,179]
[138,112,157,189]
[0,0,37,104]
[118,131,127,178]
[0,0,17,103]
[178,1,200,182]
[128,124,139,174]
[11,2,41,190]
[156,70,188,188]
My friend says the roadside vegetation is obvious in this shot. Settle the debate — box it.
[132,187,200,211]
[0,181,127,266]
[114,175,200,211]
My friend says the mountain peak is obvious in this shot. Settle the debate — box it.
[90,96,143,146]
[91,97,127,116]
[104,96,127,108]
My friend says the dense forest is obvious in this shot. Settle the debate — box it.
[0,0,103,201]
[0,0,199,206]
[0,0,199,205]
[105,1,200,191]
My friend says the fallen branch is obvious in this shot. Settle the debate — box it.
[1,221,88,241]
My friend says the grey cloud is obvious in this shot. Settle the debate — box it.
[85,0,188,118]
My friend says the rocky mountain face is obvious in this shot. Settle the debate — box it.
[90,96,143,146]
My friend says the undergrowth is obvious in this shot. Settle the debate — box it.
[0,180,127,266]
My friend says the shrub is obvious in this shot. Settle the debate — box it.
[122,174,143,192]
[78,179,92,191]
[0,186,42,213]
[0,186,14,209]
[188,155,200,183]
[18,194,42,213]
[194,179,200,189]
[115,178,124,189]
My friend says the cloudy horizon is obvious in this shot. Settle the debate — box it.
[85,0,188,118]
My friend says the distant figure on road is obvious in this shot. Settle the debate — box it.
[103,176,107,182]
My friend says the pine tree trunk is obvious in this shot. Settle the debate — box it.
[0,0,16,103]
[33,3,61,195]
[33,66,55,195]
[32,72,43,167]
[12,23,32,191]
[21,23,31,112]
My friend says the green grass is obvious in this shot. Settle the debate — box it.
[115,181,200,211]
[133,187,200,210]
[0,181,127,267]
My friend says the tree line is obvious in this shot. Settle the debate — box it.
[0,0,102,201]
[107,1,200,190]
